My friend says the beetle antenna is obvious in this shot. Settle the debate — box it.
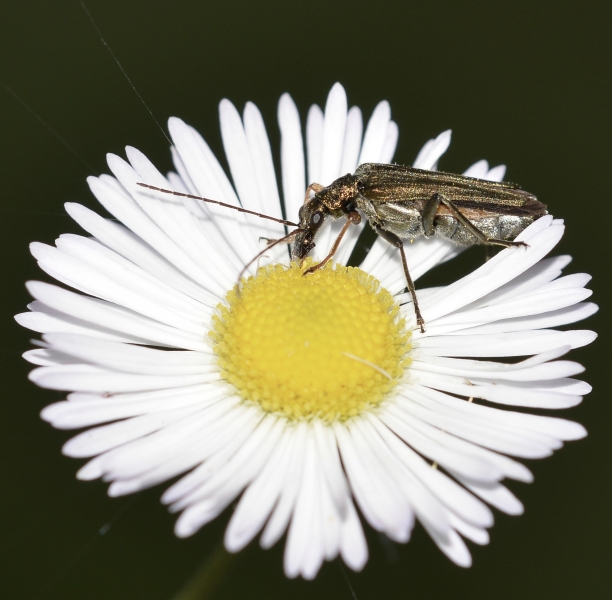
[136,183,299,227]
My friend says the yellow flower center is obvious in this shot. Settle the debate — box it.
[210,260,411,422]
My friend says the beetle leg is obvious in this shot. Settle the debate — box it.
[372,224,425,333]
[422,193,442,237]
[431,193,527,248]
[259,236,278,246]
[303,212,361,276]
[303,182,325,203]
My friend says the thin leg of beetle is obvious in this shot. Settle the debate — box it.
[303,182,325,203]
[237,229,303,283]
[259,237,278,246]
[425,192,528,248]
[421,192,440,237]
[302,212,361,276]
[372,224,425,333]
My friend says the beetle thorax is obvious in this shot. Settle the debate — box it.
[315,173,359,214]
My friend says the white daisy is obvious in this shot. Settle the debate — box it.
[16,83,596,579]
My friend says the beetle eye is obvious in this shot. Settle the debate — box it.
[311,212,322,226]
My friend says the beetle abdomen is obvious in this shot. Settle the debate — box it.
[435,214,538,245]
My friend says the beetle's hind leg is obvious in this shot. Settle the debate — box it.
[372,224,425,334]
[425,192,528,249]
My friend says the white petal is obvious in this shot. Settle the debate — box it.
[30,242,208,334]
[448,513,489,545]
[219,101,286,267]
[278,93,306,222]
[167,117,258,268]
[457,478,524,515]
[333,106,365,266]
[284,432,325,579]
[312,420,350,518]
[334,421,413,541]
[358,100,391,164]
[172,414,283,511]
[382,403,533,482]
[30,363,219,393]
[404,383,584,443]
[126,145,244,289]
[225,427,295,552]
[315,84,349,260]
[368,415,493,528]
[379,410,502,482]
[63,404,202,458]
[424,523,472,567]
[421,218,566,324]
[415,329,597,357]
[260,422,309,548]
[41,384,227,429]
[103,397,244,484]
[485,164,506,182]
[393,392,556,458]
[381,121,399,164]
[340,106,363,174]
[42,333,214,375]
[23,349,70,367]
[465,255,574,309]
[426,287,592,331]
[306,104,324,185]
[319,82,348,185]
[237,102,282,216]
[318,464,341,561]
[25,281,208,351]
[65,202,228,301]
[413,130,451,170]
[412,370,583,409]
[16,306,150,345]
[339,499,368,571]
[412,352,585,382]
[463,160,489,178]
[160,405,262,504]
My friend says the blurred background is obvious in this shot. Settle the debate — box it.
[1,0,610,598]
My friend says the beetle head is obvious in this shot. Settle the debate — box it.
[291,196,330,261]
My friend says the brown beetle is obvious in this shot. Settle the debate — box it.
[138,162,546,332]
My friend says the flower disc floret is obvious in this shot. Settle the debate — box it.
[210,260,411,421]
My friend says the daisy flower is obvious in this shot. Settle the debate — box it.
[16,83,596,579]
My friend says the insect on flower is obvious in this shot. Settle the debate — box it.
[138,163,547,332]
[19,84,595,580]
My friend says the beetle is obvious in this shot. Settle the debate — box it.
[138,162,547,333]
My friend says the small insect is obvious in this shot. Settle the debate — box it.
[138,162,547,332]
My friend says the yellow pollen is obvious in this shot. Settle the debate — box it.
[210,260,411,422]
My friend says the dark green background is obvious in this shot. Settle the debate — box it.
[1,1,609,598]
